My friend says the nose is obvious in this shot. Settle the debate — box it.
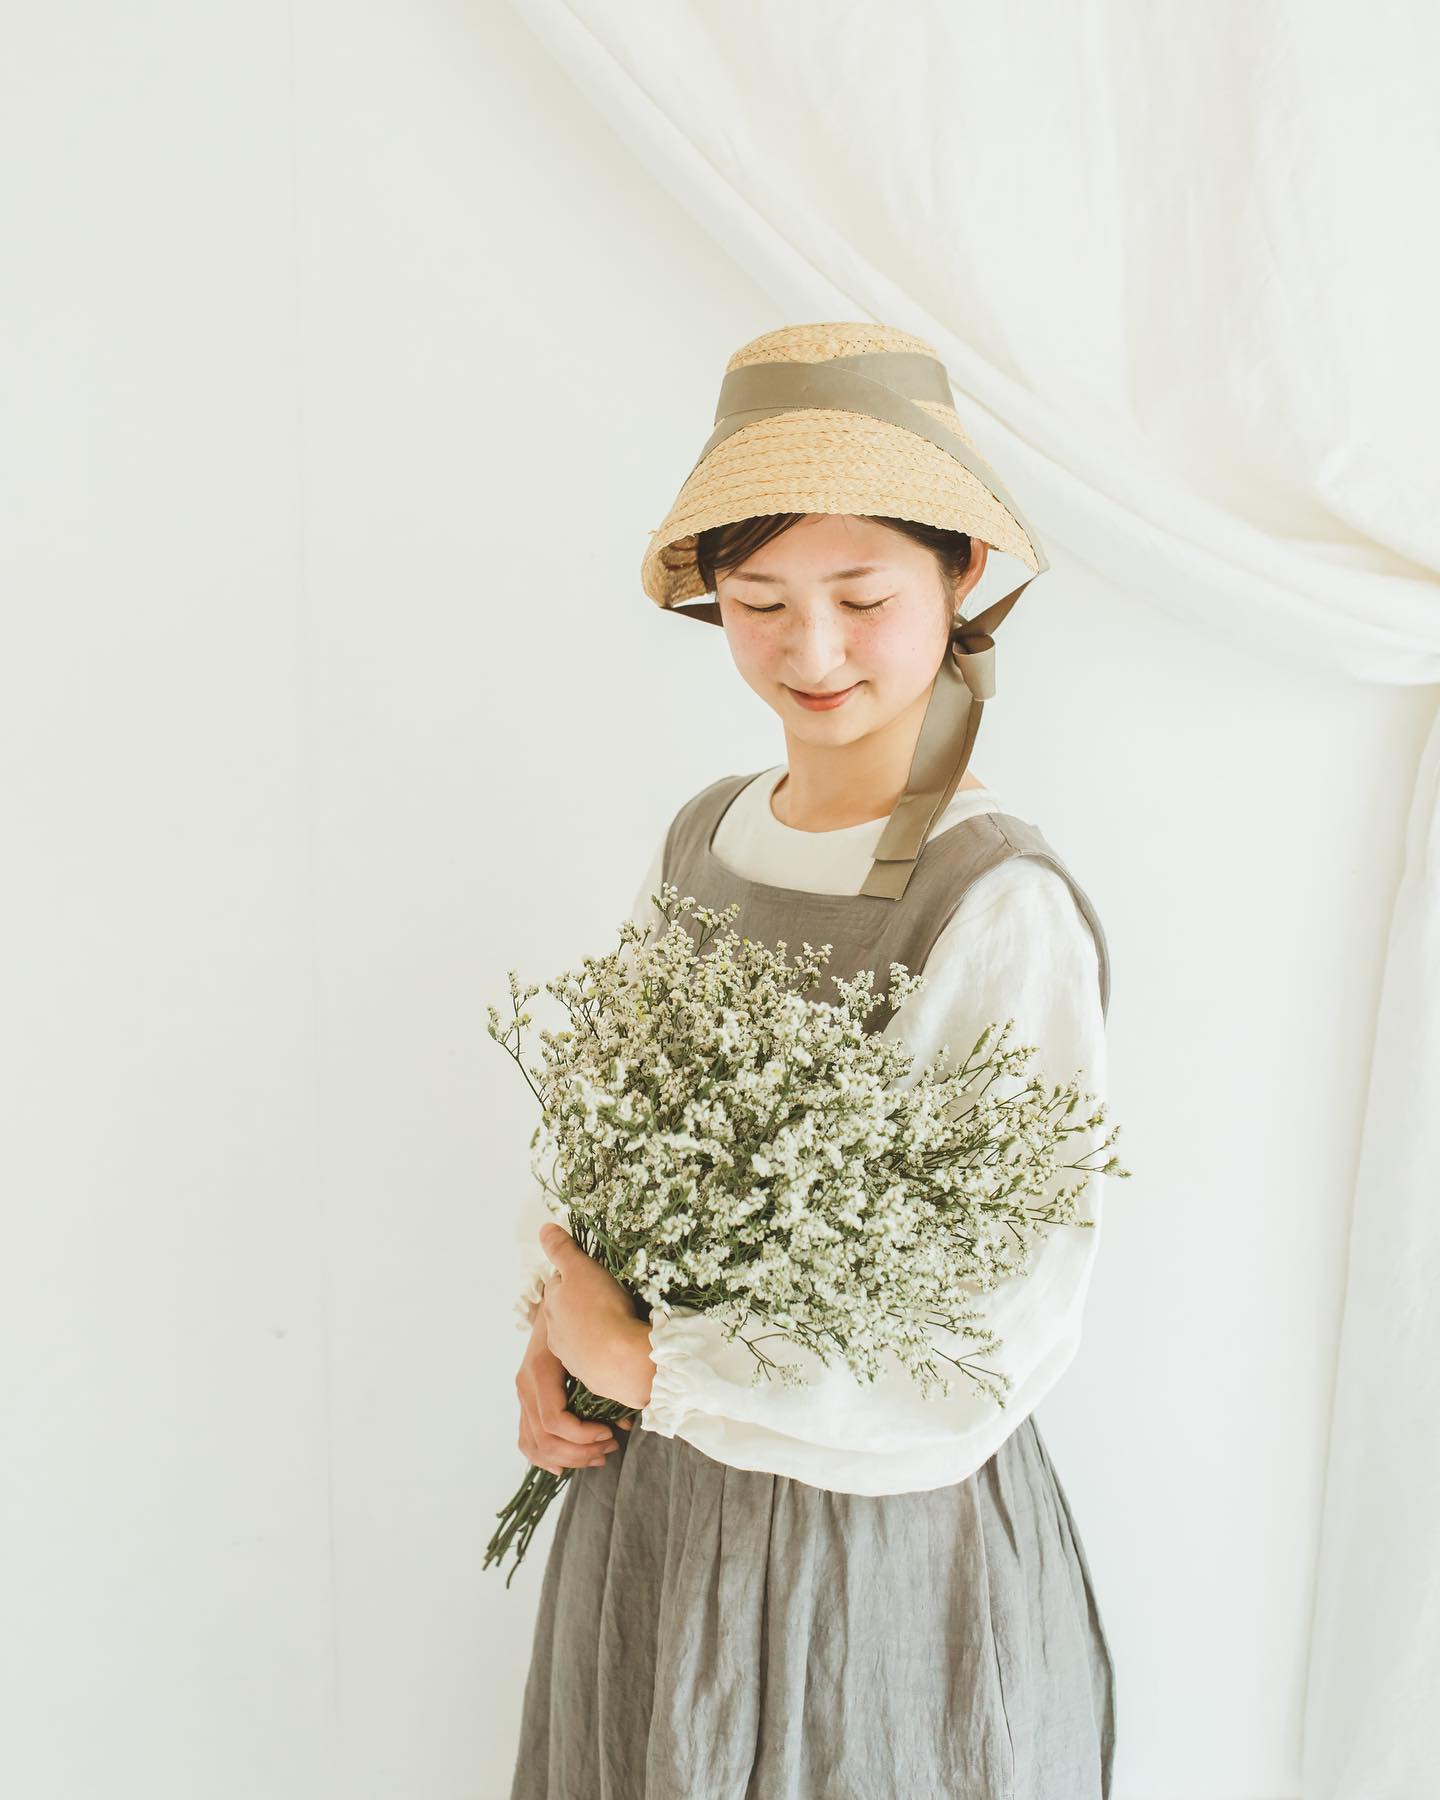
[781,609,851,688]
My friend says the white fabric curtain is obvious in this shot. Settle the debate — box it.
[505,3,1440,1790]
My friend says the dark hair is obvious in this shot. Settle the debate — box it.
[690,513,973,601]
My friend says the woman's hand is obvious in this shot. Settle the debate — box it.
[515,1306,630,1477]
[537,1222,656,1410]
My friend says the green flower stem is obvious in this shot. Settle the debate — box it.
[483,1377,640,1588]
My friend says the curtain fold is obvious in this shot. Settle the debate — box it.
[507,4,1440,1789]
[1303,715,1440,1792]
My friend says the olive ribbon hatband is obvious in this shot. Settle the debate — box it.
[687,351,1045,570]
[668,347,1050,900]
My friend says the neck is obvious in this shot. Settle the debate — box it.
[771,685,982,832]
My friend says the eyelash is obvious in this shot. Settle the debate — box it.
[739,598,893,615]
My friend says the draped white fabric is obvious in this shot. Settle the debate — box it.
[505,3,1440,1790]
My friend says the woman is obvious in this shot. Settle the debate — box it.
[507,322,1117,1799]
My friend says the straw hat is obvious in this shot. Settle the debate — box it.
[640,321,1051,901]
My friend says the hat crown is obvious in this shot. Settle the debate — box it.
[719,322,977,455]
[725,320,943,374]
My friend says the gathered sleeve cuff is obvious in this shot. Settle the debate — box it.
[511,1170,561,1334]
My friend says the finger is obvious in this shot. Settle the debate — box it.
[542,1420,619,1455]
[533,1431,618,1469]
[538,1222,576,1264]
[518,1432,563,1476]
[521,1425,604,1473]
[524,1369,617,1446]
[538,1401,618,1446]
[526,1366,623,1443]
[532,1394,617,1446]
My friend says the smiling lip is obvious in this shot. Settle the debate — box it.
[788,682,859,710]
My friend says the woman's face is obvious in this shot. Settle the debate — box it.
[715,514,988,745]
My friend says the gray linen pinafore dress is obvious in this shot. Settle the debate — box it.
[509,772,1117,1800]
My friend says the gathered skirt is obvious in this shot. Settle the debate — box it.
[508,1413,1116,1800]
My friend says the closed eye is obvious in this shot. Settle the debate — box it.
[738,597,894,615]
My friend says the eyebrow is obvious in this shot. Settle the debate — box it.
[727,563,889,585]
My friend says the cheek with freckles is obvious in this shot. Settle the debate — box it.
[723,613,811,696]
[853,607,949,699]
[722,611,771,678]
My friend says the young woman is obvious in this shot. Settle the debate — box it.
[507,323,1116,1799]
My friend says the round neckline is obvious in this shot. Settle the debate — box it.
[701,768,1004,909]
[762,764,990,837]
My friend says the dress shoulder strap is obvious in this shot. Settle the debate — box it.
[915,810,1112,1021]
[662,772,760,891]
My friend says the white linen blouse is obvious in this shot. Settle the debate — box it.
[513,765,1108,1496]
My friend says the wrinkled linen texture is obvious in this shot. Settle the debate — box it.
[508,1415,1115,1799]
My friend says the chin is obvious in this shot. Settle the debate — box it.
[791,711,869,742]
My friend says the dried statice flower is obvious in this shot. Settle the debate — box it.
[484,886,1129,1581]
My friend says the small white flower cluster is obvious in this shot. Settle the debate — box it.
[488,884,1128,1408]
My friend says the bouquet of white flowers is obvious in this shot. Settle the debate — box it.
[484,884,1128,1582]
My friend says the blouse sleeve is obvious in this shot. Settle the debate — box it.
[511,831,669,1331]
[639,856,1110,1495]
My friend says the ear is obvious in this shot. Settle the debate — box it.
[953,538,989,610]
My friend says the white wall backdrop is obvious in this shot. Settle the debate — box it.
[3,3,1434,1798]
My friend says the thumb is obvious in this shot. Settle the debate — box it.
[538,1221,576,1263]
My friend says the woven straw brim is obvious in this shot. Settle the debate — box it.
[641,403,1040,609]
